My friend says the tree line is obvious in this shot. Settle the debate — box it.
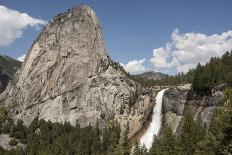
[0,111,129,155]
[1,88,231,154]
[192,51,232,94]
[132,51,232,95]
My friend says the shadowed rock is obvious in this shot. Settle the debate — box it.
[0,55,21,94]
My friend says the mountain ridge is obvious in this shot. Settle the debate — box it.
[0,55,21,93]
[135,71,169,81]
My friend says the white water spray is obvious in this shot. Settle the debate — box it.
[139,89,167,150]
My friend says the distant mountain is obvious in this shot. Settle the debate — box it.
[135,71,169,81]
[0,55,22,93]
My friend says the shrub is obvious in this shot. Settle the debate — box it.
[9,139,17,146]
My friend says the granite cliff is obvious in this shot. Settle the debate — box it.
[0,5,154,137]
[162,85,224,135]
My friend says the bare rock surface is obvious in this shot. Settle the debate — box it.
[0,5,154,137]
[162,88,187,115]
[162,87,223,134]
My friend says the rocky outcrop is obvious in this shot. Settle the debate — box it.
[0,5,154,137]
[162,86,223,135]
[0,55,21,93]
[0,134,26,151]
[162,88,187,115]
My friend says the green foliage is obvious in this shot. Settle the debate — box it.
[0,107,14,134]
[10,120,27,143]
[9,139,17,146]
[3,148,24,155]
[1,118,121,155]
[132,51,232,96]
[119,105,124,114]
[128,91,138,108]
[179,90,232,155]
[0,107,7,122]
[149,127,181,155]
[131,69,194,88]
[180,110,206,155]
[102,120,121,154]
[122,123,130,155]
[0,146,5,154]
[148,111,207,155]
[192,51,232,94]
[133,142,147,155]
[216,88,232,154]
[1,88,232,155]
[111,145,124,155]
[111,61,130,77]
[199,89,232,155]
[219,89,232,132]
[194,133,217,155]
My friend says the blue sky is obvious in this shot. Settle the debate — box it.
[0,0,232,74]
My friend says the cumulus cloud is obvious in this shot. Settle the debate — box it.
[120,59,147,74]
[150,29,232,74]
[0,5,47,47]
[17,54,26,62]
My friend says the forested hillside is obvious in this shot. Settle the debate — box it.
[135,71,168,81]
[192,51,232,94]
[0,111,124,155]
[133,51,232,93]
[1,88,231,154]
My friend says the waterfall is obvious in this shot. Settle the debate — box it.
[139,89,167,150]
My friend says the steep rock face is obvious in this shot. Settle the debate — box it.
[162,88,186,116]
[162,86,223,135]
[0,55,21,93]
[0,5,154,137]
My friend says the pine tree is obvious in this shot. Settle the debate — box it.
[180,109,205,155]
[217,88,232,154]
[122,122,130,155]
[91,121,101,155]
[194,133,216,155]
[149,135,160,155]
[133,142,142,155]
[149,127,180,155]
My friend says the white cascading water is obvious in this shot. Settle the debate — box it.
[139,89,167,150]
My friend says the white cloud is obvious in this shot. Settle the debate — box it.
[150,29,232,74]
[17,54,26,62]
[0,5,47,47]
[120,59,147,75]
